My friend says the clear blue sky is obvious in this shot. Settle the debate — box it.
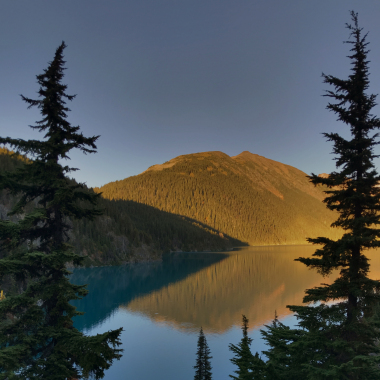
[2,1,380,188]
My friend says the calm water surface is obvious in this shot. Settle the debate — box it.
[69,245,380,380]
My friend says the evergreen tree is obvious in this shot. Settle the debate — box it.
[260,313,306,380]
[262,12,380,379]
[229,315,265,380]
[194,327,213,380]
[0,42,123,379]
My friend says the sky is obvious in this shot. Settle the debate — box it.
[2,1,380,188]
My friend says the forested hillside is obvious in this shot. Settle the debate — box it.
[96,151,341,245]
[0,148,241,266]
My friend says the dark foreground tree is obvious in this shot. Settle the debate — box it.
[0,42,123,379]
[261,11,380,379]
[194,327,212,380]
[229,315,265,380]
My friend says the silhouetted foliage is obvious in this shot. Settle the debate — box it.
[229,315,265,380]
[0,42,122,379]
[194,327,213,380]
[261,12,380,379]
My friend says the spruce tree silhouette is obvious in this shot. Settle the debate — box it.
[0,42,123,379]
[261,12,380,379]
[194,327,213,380]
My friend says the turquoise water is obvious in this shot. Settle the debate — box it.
[69,246,380,379]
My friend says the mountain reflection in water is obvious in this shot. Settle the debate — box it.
[122,246,332,333]
[69,251,228,332]
[70,246,380,334]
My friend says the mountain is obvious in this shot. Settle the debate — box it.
[96,151,341,245]
[0,148,241,269]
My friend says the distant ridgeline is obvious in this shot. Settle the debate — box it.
[96,151,341,245]
[0,148,241,267]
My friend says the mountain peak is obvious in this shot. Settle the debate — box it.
[235,150,254,157]
[143,151,230,174]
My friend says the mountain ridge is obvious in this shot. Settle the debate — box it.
[96,150,340,245]
[0,148,240,269]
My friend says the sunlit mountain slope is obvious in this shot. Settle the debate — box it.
[97,151,341,245]
[0,149,241,267]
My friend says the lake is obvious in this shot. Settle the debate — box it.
[69,245,380,379]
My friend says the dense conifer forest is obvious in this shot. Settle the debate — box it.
[96,150,341,245]
[0,146,341,268]
[0,148,242,267]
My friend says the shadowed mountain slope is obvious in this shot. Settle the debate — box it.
[96,151,341,245]
[0,149,241,268]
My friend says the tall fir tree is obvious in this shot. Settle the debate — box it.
[194,327,213,380]
[229,315,254,380]
[260,312,306,380]
[261,11,380,379]
[0,42,123,379]
[229,315,265,380]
